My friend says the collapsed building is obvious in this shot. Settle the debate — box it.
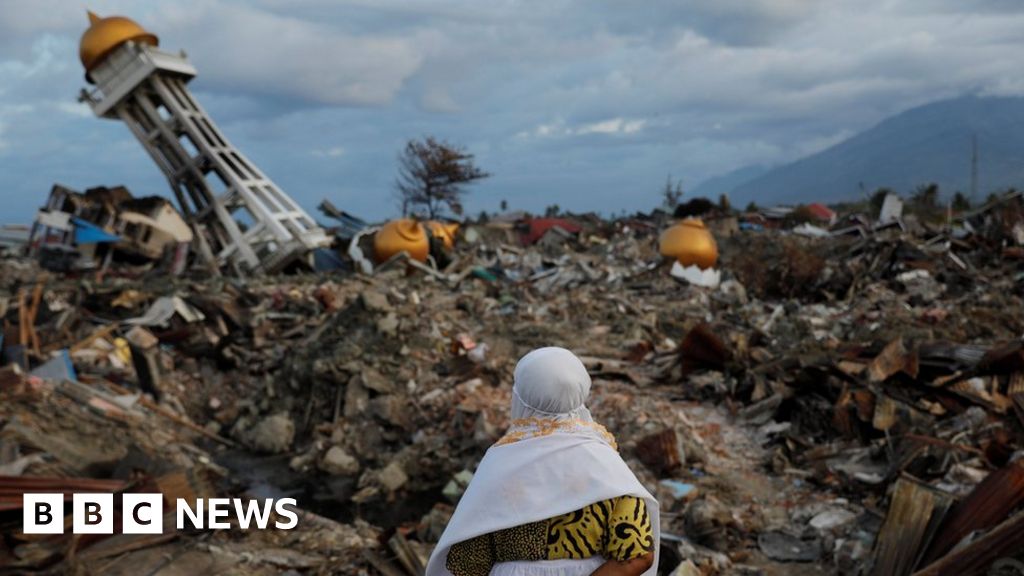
[28,184,191,273]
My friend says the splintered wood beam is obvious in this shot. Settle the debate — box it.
[27,281,44,355]
[1009,372,1024,429]
[919,460,1024,566]
[70,324,120,354]
[913,511,1024,576]
[869,475,954,576]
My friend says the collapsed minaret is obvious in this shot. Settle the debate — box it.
[77,11,328,275]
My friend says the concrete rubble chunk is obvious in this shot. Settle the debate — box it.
[377,461,409,492]
[443,469,474,503]
[243,412,295,454]
[809,508,857,531]
[360,368,395,394]
[361,291,392,313]
[376,312,400,335]
[320,445,361,476]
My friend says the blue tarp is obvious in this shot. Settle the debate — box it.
[30,349,78,382]
[313,247,347,271]
[72,218,121,244]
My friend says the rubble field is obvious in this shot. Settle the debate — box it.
[3,198,1024,576]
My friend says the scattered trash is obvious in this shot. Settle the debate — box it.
[2,187,1024,574]
[758,530,822,562]
[658,479,697,502]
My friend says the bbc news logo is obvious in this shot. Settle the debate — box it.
[23,494,299,534]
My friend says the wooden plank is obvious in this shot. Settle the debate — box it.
[868,339,918,383]
[362,549,406,576]
[919,460,1024,566]
[1009,372,1024,429]
[913,511,1024,576]
[870,475,954,576]
[70,324,120,354]
[388,531,425,576]
[26,281,44,356]
[100,379,236,447]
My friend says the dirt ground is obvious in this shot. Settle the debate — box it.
[4,206,1024,574]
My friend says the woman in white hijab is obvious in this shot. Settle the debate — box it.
[426,347,659,576]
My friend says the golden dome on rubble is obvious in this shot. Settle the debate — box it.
[426,221,459,250]
[80,11,159,75]
[659,219,719,270]
[374,219,430,263]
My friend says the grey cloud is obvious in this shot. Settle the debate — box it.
[589,0,821,46]
[6,0,1024,223]
[151,1,424,106]
[0,0,79,57]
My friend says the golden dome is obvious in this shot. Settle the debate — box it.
[80,11,159,76]
[426,221,459,250]
[374,219,430,263]
[659,219,719,270]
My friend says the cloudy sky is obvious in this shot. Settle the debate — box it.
[1,0,1023,224]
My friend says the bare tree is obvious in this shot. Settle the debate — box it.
[661,174,683,209]
[396,137,489,219]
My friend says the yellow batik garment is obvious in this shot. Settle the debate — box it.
[445,496,653,576]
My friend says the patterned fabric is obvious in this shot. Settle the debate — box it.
[494,418,618,451]
[445,496,653,576]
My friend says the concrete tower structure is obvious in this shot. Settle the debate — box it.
[77,12,328,275]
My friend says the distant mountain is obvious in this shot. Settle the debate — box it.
[690,165,769,200]
[722,95,1024,206]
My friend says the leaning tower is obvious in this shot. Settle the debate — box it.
[77,11,328,275]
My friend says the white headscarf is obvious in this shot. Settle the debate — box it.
[511,347,594,422]
[426,347,660,576]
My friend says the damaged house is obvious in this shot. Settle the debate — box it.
[27,184,192,273]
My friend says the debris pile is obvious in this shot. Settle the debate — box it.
[1,192,1023,575]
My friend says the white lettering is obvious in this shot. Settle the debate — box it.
[207,498,231,529]
[25,494,301,533]
[122,494,164,534]
[233,498,273,530]
[176,498,203,530]
[73,493,113,534]
[23,494,64,534]
[274,498,298,530]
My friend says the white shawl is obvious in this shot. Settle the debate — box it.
[426,348,660,576]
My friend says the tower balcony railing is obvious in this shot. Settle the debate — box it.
[78,43,196,117]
